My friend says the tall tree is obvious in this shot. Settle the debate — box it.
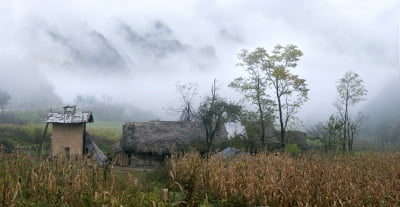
[229,48,274,149]
[264,45,308,147]
[0,89,11,112]
[231,44,309,148]
[198,80,241,153]
[334,71,367,151]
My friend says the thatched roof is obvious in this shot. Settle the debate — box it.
[121,121,228,155]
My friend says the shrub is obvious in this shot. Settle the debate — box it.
[285,143,301,154]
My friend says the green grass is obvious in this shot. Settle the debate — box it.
[85,121,123,154]
[0,124,50,152]
[86,121,123,141]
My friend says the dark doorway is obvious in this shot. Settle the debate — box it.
[64,147,70,157]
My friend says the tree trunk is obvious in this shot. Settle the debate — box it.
[276,85,285,148]
[256,78,266,150]
[349,126,355,152]
[347,121,351,151]
[349,128,353,152]
[203,121,210,153]
[343,91,349,151]
[324,135,328,153]
[258,102,266,149]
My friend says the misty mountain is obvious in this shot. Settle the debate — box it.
[46,28,127,71]
[117,21,217,71]
[0,17,221,114]
[0,63,62,110]
[119,22,188,58]
[361,78,400,143]
[33,19,218,75]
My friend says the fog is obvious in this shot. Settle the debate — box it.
[0,0,399,125]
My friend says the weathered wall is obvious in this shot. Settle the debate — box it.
[51,123,85,156]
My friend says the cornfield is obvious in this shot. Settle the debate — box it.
[2,150,400,206]
[0,151,169,206]
[169,152,400,206]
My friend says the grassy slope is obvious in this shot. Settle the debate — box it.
[86,121,123,153]
[0,124,48,152]
[86,121,123,141]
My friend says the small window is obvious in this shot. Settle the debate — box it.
[64,147,70,158]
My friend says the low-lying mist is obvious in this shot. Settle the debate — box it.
[0,0,399,131]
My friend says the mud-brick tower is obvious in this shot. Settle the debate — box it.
[46,106,93,156]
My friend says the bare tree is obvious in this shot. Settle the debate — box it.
[348,112,367,151]
[175,82,198,121]
[165,82,198,121]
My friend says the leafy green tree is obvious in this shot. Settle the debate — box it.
[231,44,309,148]
[229,48,274,149]
[308,115,344,152]
[325,115,343,151]
[197,79,241,153]
[239,110,276,151]
[334,71,367,151]
[0,89,11,112]
[264,45,309,147]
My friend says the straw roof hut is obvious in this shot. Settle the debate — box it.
[120,121,228,156]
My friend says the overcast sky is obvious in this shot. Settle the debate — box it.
[0,0,399,125]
